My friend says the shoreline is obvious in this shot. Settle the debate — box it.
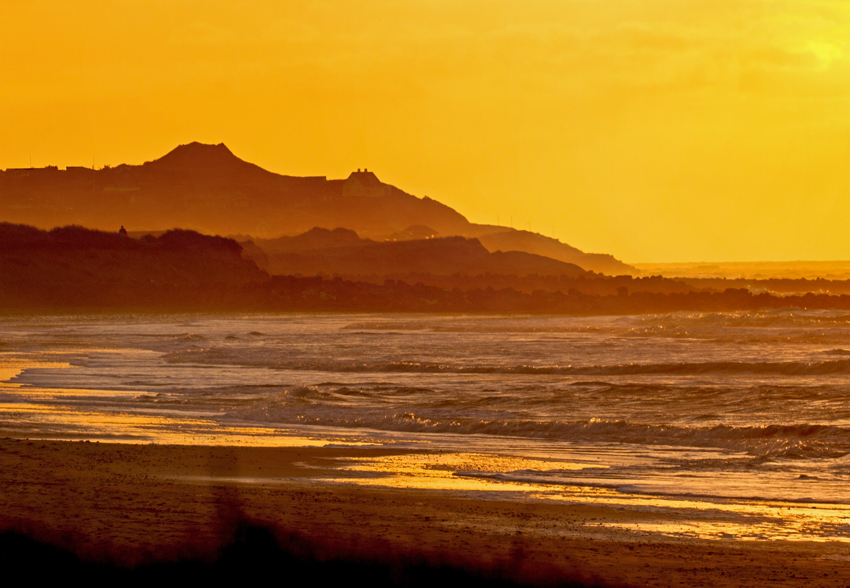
[2,438,849,586]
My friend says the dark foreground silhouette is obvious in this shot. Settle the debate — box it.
[0,519,610,587]
[4,223,850,314]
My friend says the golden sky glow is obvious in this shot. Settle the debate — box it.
[2,0,850,262]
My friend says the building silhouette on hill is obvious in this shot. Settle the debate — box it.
[342,169,391,198]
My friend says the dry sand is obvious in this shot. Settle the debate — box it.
[1,438,849,587]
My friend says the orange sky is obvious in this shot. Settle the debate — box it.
[2,0,849,262]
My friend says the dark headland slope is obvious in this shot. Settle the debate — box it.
[245,227,587,279]
[0,142,633,275]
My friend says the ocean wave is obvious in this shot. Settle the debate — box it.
[825,349,850,356]
[226,395,850,459]
[170,333,209,342]
[164,349,850,376]
[454,471,845,503]
[340,321,607,333]
[639,310,850,329]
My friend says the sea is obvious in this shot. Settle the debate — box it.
[2,311,850,542]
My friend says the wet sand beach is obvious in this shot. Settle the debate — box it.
[2,438,849,587]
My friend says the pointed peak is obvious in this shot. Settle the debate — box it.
[173,141,233,155]
[148,142,244,169]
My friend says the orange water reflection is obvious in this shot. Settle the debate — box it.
[328,452,850,544]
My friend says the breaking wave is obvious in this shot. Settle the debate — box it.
[165,349,850,377]
[228,394,850,459]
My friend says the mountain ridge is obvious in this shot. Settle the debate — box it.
[0,142,635,275]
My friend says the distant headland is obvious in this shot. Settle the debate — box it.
[0,142,633,275]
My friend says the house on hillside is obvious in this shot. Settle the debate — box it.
[342,169,391,198]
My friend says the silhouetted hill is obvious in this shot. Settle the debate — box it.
[0,143,636,274]
[245,228,587,278]
[253,227,365,255]
[145,142,261,173]
[0,223,268,310]
[474,230,634,276]
[0,143,468,242]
